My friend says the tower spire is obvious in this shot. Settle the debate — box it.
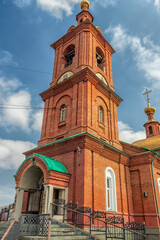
[77,0,93,25]
[142,88,160,138]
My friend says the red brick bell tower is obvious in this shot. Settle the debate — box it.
[39,0,122,149]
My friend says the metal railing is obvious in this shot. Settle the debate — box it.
[0,204,14,222]
[19,214,50,237]
[51,201,146,240]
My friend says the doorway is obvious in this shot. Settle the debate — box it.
[53,188,65,215]
[20,166,44,215]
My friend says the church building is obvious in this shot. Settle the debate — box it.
[13,1,160,239]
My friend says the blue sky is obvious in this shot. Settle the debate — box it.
[0,0,160,206]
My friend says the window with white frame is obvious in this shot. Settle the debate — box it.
[99,106,104,123]
[60,105,66,121]
[105,167,117,212]
[158,178,160,196]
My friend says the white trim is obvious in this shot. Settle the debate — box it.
[105,167,117,212]
[99,106,103,123]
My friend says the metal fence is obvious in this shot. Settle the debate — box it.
[51,201,146,240]
[0,204,14,222]
[19,214,50,236]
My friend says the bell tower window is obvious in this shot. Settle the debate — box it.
[96,47,104,71]
[60,105,66,121]
[149,126,153,135]
[64,45,75,68]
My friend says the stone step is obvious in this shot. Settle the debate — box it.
[50,236,90,240]
[51,227,75,231]
[19,237,47,240]
[51,230,76,235]
[51,224,61,228]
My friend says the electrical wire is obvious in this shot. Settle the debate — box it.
[0,103,55,110]
[0,65,54,110]
[0,64,53,75]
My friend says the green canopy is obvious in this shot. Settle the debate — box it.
[14,153,68,178]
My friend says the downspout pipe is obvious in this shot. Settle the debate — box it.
[150,151,160,222]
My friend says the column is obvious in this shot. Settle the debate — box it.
[14,188,24,220]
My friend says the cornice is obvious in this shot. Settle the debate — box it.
[51,19,115,54]
[24,132,130,167]
[40,68,122,106]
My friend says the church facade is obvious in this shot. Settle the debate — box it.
[13,1,160,239]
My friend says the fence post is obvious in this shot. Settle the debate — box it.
[123,218,125,240]
[143,222,146,240]
[133,219,135,240]
[75,211,78,227]
[89,208,91,234]
[63,204,65,223]
[105,214,107,240]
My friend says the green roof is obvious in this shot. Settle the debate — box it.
[14,153,68,178]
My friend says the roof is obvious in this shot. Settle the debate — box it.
[14,153,68,178]
[132,135,160,150]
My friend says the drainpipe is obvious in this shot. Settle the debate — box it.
[150,151,160,221]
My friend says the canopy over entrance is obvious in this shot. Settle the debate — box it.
[14,153,70,219]
[14,153,68,179]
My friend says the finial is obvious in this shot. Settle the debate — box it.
[80,0,90,11]
[143,88,152,107]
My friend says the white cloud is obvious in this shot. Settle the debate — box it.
[105,24,160,89]
[32,106,43,131]
[37,0,80,19]
[0,76,22,94]
[13,0,119,19]
[0,76,32,131]
[0,138,36,169]
[155,0,160,10]
[2,91,32,131]
[0,75,43,132]
[0,187,15,206]
[145,0,160,12]
[13,0,32,8]
[0,50,18,66]
[118,121,145,143]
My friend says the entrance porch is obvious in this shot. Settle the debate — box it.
[13,153,70,220]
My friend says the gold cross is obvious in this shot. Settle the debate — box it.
[143,88,152,106]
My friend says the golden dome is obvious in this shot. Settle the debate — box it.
[80,0,90,10]
[144,106,155,115]
[132,135,160,150]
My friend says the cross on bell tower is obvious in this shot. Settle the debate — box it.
[143,88,152,107]
[143,88,160,138]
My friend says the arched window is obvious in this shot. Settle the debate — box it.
[64,45,75,68]
[96,47,104,71]
[149,126,153,135]
[60,105,66,121]
[105,167,117,212]
[99,106,104,123]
